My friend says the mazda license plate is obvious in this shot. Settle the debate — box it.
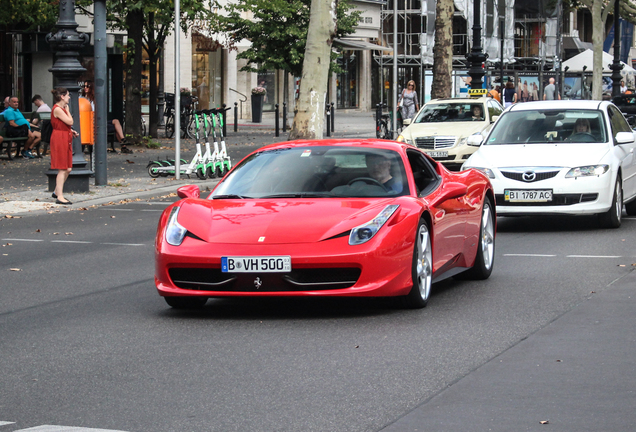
[505,189,553,202]
[222,256,292,273]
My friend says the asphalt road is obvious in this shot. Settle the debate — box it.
[1,201,635,432]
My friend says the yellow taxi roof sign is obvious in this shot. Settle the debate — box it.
[468,89,487,98]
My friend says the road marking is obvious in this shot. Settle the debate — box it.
[566,255,623,258]
[51,240,92,244]
[503,254,557,257]
[2,239,147,247]
[12,426,129,431]
[140,209,164,212]
[99,209,134,211]
[0,421,15,426]
[102,242,145,246]
[1,239,43,242]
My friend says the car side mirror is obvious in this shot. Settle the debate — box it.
[177,184,201,199]
[615,131,635,145]
[429,182,468,206]
[491,115,499,123]
[467,135,484,147]
[403,118,411,126]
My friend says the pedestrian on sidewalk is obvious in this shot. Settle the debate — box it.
[543,77,561,100]
[398,80,420,122]
[50,87,79,205]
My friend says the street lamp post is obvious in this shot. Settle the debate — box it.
[610,0,623,97]
[45,0,92,192]
[466,0,488,91]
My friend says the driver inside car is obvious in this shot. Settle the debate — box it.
[365,153,403,193]
[572,118,591,135]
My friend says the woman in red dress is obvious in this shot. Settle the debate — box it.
[50,87,79,205]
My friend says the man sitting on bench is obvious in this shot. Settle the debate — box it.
[3,96,41,159]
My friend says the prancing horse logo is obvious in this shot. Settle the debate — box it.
[254,277,262,289]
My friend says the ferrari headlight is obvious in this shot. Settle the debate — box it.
[165,207,187,246]
[565,165,609,178]
[349,205,399,246]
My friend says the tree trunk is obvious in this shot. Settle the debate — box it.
[591,0,604,100]
[288,0,337,140]
[125,9,144,139]
[147,13,159,138]
[431,0,453,99]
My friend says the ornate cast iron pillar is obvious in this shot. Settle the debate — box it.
[45,0,92,193]
[610,0,623,98]
[466,0,488,92]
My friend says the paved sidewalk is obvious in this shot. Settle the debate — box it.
[0,110,377,217]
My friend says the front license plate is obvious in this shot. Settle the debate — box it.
[427,151,448,158]
[221,256,292,273]
[505,189,553,202]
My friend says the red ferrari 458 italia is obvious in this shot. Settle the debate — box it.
[155,139,495,309]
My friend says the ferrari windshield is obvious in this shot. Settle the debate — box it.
[485,109,608,145]
[211,146,408,199]
[413,102,486,123]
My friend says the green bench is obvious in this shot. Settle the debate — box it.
[0,111,50,160]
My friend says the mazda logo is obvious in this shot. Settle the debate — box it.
[522,171,536,182]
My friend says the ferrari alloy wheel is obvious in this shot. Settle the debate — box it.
[403,219,433,309]
[456,197,495,280]
[599,176,622,228]
[164,296,208,309]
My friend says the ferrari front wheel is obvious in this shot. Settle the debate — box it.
[402,219,432,309]
[456,197,495,280]
[164,296,208,309]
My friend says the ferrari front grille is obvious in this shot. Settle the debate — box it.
[415,136,456,150]
[169,267,361,292]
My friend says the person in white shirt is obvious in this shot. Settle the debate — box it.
[32,95,52,113]
[620,80,628,93]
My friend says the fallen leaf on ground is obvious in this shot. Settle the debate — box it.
[540,420,549,424]
[9,268,21,271]
[65,232,73,235]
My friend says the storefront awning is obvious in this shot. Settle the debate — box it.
[333,38,393,52]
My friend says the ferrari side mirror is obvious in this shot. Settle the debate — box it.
[177,184,201,199]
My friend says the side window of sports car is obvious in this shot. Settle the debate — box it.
[407,149,440,197]
[608,106,632,140]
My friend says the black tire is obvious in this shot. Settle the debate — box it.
[215,165,223,178]
[625,198,636,216]
[164,296,208,309]
[401,219,433,309]
[186,120,197,140]
[147,162,162,178]
[164,115,175,138]
[598,176,622,228]
[196,167,207,180]
[455,197,495,280]
[206,165,216,179]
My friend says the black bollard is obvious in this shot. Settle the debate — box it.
[326,108,331,137]
[282,102,287,133]
[222,104,227,137]
[275,104,280,137]
[376,103,382,137]
[330,102,335,133]
[234,102,238,132]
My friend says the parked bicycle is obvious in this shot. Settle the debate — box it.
[163,93,202,139]
[375,104,402,139]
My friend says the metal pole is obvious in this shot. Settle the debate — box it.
[45,0,91,192]
[555,0,563,97]
[330,102,335,133]
[500,16,505,94]
[94,0,107,186]
[275,103,280,137]
[611,0,623,98]
[392,0,397,137]
[466,0,488,90]
[283,102,287,132]
[234,102,238,132]
[174,0,181,179]
[222,103,227,137]
[325,107,331,137]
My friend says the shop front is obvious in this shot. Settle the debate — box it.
[191,32,223,110]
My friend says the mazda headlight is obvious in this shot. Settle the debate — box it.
[165,207,187,246]
[565,165,609,178]
[467,167,496,179]
[349,205,399,246]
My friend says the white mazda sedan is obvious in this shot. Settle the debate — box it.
[462,100,636,228]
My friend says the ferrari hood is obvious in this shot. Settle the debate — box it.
[176,198,396,244]
[467,143,610,169]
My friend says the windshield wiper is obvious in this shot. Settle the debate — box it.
[259,192,332,198]
[211,194,251,199]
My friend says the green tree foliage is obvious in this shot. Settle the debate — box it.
[211,0,361,77]
[0,0,92,32]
